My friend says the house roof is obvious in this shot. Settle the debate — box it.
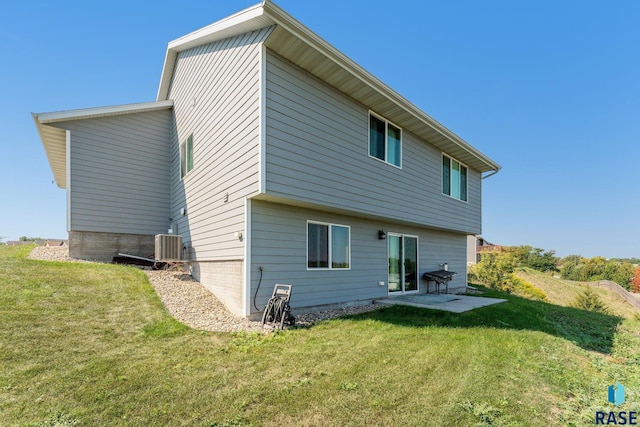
[33,100,174,188]
[157,0,501,174]
[34,1,499,189]
[45,239,67,246]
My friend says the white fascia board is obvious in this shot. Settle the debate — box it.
[263,1,501,173]
[156,50,178,101]
[34,100,174,124]
[167,2,267,52]
[66,130,71,229]
[153,0,500,172]
[32,113,66,189]
[157,1,272,100]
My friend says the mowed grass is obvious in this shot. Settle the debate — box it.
[1,246,639,426]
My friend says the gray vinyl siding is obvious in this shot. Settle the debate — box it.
[250,200,468,314]
[168,28,272,260]
[264,51,482,235]
[56,109,172,235]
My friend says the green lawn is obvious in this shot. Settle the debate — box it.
[1,246,639,426]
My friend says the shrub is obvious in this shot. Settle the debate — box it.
[469,251,548,301]
[470,251,517,286]
[571,287,610,314]
[632,267,640,293]
[506,274,548,301]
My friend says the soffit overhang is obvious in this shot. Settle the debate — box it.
[33,100,174,189]
[157,0,500,173]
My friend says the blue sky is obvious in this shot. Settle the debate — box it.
[1,0,638,258]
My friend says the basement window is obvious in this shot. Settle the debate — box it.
[307,221,351,270]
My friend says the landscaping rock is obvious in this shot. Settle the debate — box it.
[29,246,381,332]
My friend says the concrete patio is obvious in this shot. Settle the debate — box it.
[375,293,507,313]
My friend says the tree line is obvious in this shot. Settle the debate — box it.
[472,245,640,292]
[559,255,636,290]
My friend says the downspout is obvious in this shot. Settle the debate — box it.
[482,168,500,180]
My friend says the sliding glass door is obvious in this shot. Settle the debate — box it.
[388,235,402,292]
[404,236,418,292]
[388,234,418,293]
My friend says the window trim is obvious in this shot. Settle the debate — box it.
[180,134,194,179]
[441,153,468,202]
[368,111,402,169]
[306,220,351,271]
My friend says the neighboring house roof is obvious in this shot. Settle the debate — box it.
[157,0,501,174]
[476,236,494,246]
[473,236,502,252]
[33,100,174,189]
[45,239,65,247]
[478,245,503,253]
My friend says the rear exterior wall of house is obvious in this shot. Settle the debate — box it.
[263,50,483,236]
[249,200,468,315]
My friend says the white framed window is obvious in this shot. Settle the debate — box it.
[307,221,351,270]
[442,153,467,201]
[180,134,194,179]
[369,112,402,168]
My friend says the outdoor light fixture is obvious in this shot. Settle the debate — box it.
[378,230,386,240]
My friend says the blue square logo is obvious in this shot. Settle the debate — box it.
[608,383,625,407]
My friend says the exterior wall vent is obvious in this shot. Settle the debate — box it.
[155,234,183,261]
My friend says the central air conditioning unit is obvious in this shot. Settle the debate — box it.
[155,234,183,261]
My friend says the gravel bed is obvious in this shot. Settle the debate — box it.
[145,269,265,332]
[28,245,93,263]
[28,246,381,332]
